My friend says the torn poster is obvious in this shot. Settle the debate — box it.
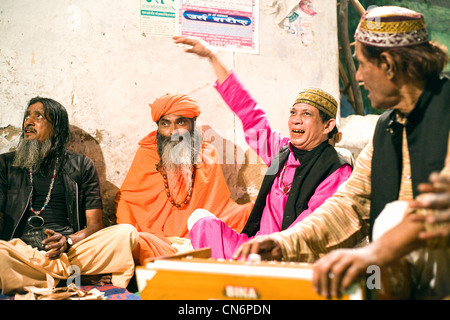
[282,0,317,46]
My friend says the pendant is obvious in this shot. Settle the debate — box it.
[28,215,45,228]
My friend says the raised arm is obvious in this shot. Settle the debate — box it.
[173,36,288,164]
[173,36,230,85]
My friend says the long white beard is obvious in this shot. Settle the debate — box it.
[157,128,202,191]
[12,138,52,170]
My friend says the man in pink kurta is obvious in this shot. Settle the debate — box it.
[174,36,352,259]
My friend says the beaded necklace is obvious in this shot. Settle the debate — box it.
[29,164,57,215]
[161,166,195,208]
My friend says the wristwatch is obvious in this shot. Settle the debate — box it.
[65,236,73,252]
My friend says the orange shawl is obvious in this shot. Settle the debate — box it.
[115,131,252,264]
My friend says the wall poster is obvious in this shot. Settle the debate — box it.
[140,0,178,36]
[139,0,259,54]
[177,0,259,54]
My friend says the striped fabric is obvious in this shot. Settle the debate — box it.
[272,131,450,262]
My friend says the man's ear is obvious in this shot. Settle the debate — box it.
[380,52,396,79]
[324,118,336,134]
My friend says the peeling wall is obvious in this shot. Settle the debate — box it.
[0,0,344,225]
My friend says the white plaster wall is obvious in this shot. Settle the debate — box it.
[0,0,342,218]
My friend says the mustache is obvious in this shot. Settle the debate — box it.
[156,128,202,168]
[22,126,37,134]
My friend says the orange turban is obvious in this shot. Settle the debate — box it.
[150,93,201,122]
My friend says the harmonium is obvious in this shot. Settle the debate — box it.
[135,248,364,300]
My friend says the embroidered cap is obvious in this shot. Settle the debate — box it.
[293,88,338,118]
[354,6,429,48]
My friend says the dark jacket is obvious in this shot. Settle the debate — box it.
[370,75,450,237]
[0,150,103,240]
[241,141,348,237]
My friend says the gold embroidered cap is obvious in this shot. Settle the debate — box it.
[355,6,429,48]
[294,88,337,118]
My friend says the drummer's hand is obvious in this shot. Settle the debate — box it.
[312,247,374,299]
[232,235,282,261]
[409,172,450,240]
[173,35,216,59]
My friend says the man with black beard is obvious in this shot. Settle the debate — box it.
[0,97,138,295]
[115,93,252,265]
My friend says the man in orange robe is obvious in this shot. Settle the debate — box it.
[115,93,252,265]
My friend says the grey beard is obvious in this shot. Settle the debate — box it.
[12,138,52,171]
[157,128,202,188]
